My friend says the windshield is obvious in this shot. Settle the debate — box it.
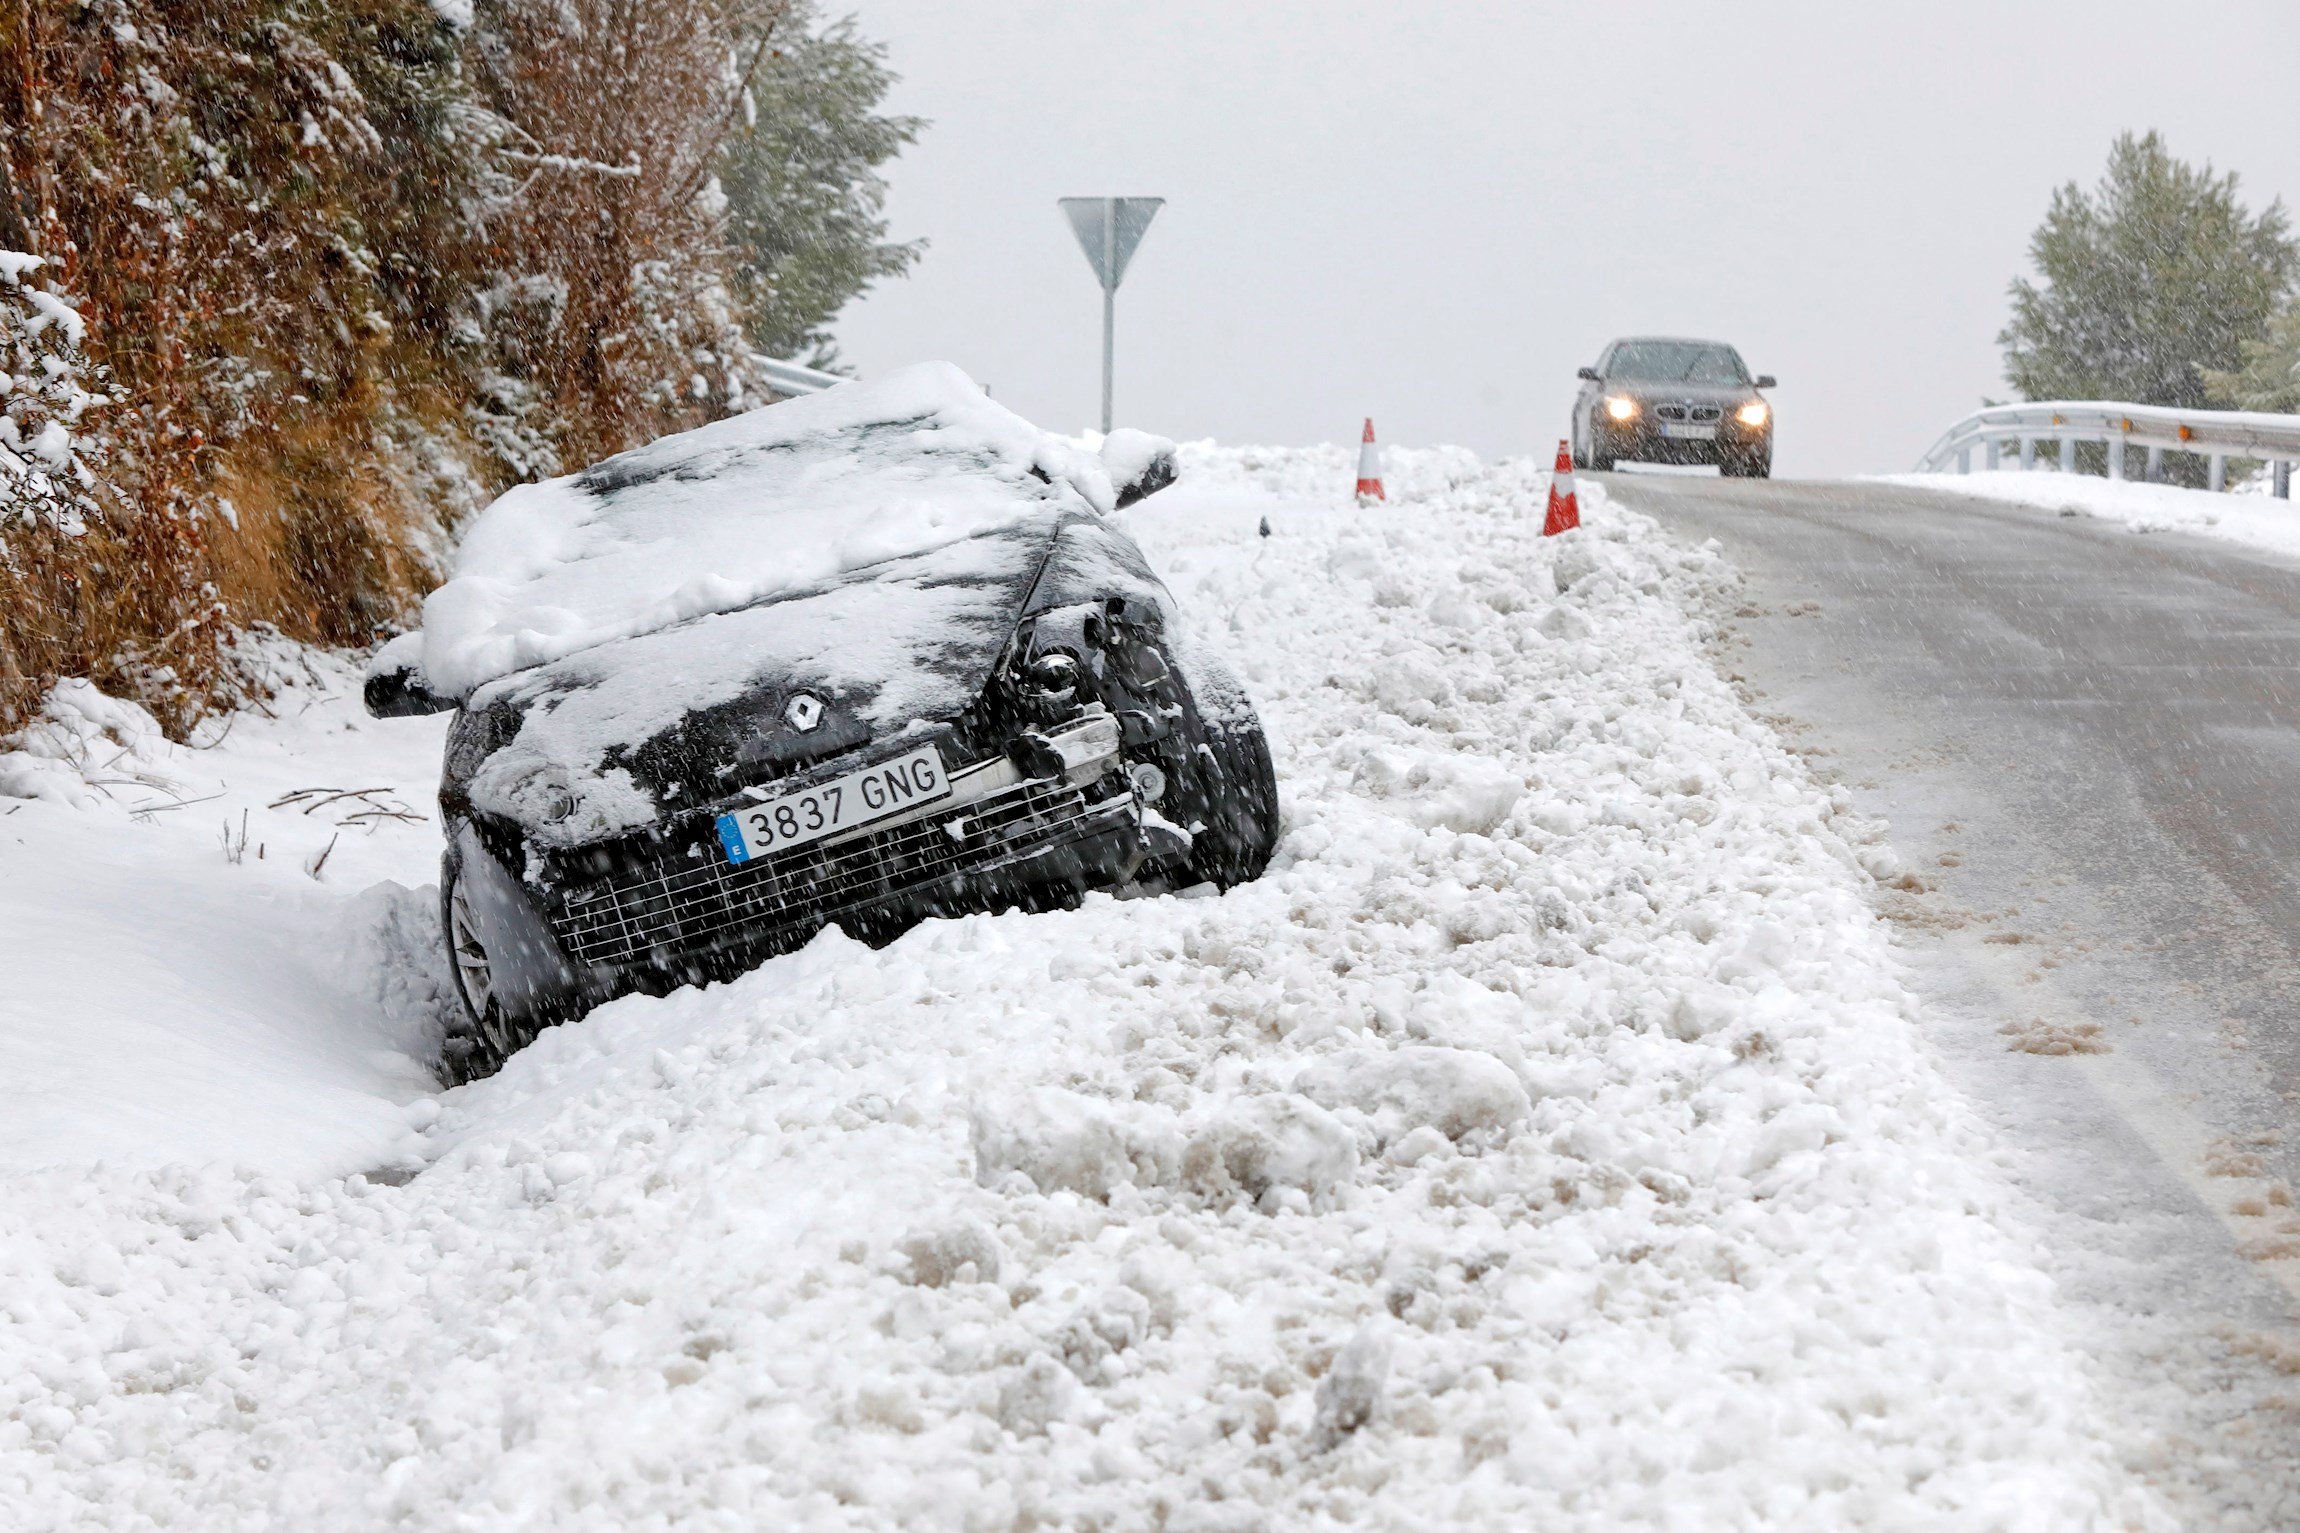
[1606,341,1747,384]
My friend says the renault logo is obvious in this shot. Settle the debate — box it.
[784,692,825,732]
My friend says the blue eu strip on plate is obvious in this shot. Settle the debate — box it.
[716,815,750,865]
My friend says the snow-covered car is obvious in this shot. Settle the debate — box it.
[365,364,1279,1080]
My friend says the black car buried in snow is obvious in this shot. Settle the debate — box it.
[365,364,1278,1081]
[1571,336,1776,477]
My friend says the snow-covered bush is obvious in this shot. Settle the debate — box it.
[0,253,110,537]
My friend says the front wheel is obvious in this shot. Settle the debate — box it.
[439,866,533,1084]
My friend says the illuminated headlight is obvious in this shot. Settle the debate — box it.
[1603,396,1638,422]
[1736,401,1770,428]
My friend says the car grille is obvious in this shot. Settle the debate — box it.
[549,775,1128,970]
[1654,402,1723,424]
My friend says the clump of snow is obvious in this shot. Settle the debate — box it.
[899,1220,1004,1287]
[970,1087,1179,1201]
[1296,1044,1531,1150]
[1313,1325,1391,1444]
[0,447,2169,1526]
[1352,745,1523,833]
[0,678,180,808]
[412,361,1115,699]
[995,1352,1079,1436]
[1181,1092,1358,1211]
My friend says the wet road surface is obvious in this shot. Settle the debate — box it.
[1609,472,2300,1528]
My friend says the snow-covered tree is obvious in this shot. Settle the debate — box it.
[463,0,778,470]
[2001,132,2296,412]
[718,7,922,368]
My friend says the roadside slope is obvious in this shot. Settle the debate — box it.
[0,450,2156,1528]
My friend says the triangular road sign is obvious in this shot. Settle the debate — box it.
[1059,197,1164,291]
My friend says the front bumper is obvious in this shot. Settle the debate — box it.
[534,713,1141,990]
[1595,417,1769,466]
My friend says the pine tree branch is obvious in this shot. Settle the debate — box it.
[500,149,643,179]
[667,0,794,213]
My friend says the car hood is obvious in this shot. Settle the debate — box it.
[412,361,1117,704]
[459,510,1061,845]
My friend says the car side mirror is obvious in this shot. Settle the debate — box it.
[1101,429,1179,509]
[1576,366,1600,382]
[1753,374,1777,390]
[363,635,454,719]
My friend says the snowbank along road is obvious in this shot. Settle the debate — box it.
[1,450,2169,1528]
[1611,470,2300,1530]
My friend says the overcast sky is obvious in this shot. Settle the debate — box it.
[833,1,2300,477]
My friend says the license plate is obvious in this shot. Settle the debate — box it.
[1660,422,1717,440]
[715,745,950,864]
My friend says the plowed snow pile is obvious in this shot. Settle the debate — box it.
[1,446,2158,1529]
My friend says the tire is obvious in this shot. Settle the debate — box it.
[1181,713,1279,889]
[1722,453,1771,480]
[438,863,538,1085]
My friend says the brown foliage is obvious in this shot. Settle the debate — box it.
[0,0,476,731]
[0,0,824,737]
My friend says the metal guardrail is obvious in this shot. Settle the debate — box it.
[756,356,848,398]
[1915,401,2297,497]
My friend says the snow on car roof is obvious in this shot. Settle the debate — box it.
[414,362,1117,699]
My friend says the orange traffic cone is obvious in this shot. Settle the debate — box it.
[1542,438,1580,536]
[1355,418,1385,503]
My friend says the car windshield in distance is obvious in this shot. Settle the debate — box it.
[1607,342,1747,384]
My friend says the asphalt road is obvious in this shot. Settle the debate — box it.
[1605,472,2300,1527]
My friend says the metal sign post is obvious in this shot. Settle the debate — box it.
[1058,196,1163,434]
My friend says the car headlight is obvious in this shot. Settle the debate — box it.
[1736,401,1770,428]
[1603,396,1638,423]
[1024,649,1081,700]
[535,777,576,824]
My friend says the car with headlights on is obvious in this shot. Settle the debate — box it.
[364,363,1279,1081]
[1571,336,1775,477]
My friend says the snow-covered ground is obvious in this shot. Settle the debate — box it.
[0,446,2165,1527]
[0,647,449,1178]
[1875,467,2300,560]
